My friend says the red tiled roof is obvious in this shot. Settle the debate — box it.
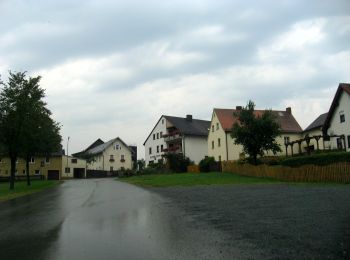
[214,108,302,133]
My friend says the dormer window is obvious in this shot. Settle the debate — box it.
[115,144,120,150]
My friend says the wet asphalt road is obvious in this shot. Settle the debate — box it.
[0,179,241,260]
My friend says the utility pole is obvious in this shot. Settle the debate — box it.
[66,136,70,176]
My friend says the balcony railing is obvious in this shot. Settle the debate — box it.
[163,145,181,153]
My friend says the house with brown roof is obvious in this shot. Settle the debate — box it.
[323,83,350,151]
[208,106,303,161]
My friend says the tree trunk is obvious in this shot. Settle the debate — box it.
[26,156,31,186]
[10,156,16,190]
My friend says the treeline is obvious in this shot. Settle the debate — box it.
[0,71,62,189]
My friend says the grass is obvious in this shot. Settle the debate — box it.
[120,172,283,187]
[0,180,60,202]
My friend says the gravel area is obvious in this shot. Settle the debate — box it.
[150,184,350,259]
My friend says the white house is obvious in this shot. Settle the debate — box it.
[144,115,210,166]
[323,83,350,151]
[74,137,133,172]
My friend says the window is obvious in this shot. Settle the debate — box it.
[160,132,163,138]
[348,135,350,149]
[337,138,343,149]
[115,144,120,150]
[284,136,290,144]
[157,145,159,153]
[340,113,345,123]
[0,158,2,163]
[110,155,114,160]
[45,157,50,164]
[219,156,221,161]
[162,119,164,124]
[121,155,125,160]
[29,157,35,164]
[71,158,77,164]
[65,167,70,173]
[157,133,159,139]
[212,141,214,149]
[161,144,163,152]
[35,170,40,175]
[110,166,113,172]
[218,138,221,147]
[149,147,152,154]
[22,170,26,174]
[153,134,155,140]
[211,125,214,132]
[216,123,219,130]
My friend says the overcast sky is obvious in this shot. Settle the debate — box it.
[1,0,349,158]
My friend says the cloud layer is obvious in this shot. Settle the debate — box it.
[0,0,349,157]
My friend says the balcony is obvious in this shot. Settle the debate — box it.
[163,145,181,154]
[163,129,182,143]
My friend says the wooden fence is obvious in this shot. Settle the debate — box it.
[221,161,350,183]
[187,165,200,173]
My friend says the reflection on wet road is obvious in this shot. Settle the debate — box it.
[0,179,237,260]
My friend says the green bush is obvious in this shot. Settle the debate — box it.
[259,156,283,166]
[199,157,216,172]
[280,151,350,167]
[163,153,193,173]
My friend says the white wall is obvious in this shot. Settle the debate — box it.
[183,135,208,164]
[144,116,167,166]
[328,91,350,151]
[87,139,132,170]
[61,155,87,178]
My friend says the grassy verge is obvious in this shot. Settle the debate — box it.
[120,172,283,187]
[0,180,60,202]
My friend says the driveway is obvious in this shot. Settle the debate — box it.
[0,179,242,260]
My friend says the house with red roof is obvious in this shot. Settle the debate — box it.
[208,106,303,161]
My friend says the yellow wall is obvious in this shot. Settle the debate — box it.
[0,156,63,179]
[0,155,87,179]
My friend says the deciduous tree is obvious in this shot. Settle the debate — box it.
[231,100,281,164]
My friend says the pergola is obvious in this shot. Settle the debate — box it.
[284,134,346,157]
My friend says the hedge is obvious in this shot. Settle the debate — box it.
[280,151,350,167]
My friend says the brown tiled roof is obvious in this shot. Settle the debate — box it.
[214,108,302,133]
[304,112,328,132]
[323,83,350,134]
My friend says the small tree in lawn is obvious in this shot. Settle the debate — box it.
[231,100,281,165]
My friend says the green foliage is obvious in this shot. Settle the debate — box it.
[163,153,193,173]
[280,152,350,167]
[199,156,216,172]
[231,100,281,165]
[0,71,62,189]
[120,172,282,187]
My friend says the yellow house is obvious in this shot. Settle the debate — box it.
[0,155,87,180]
[74,137,133,174]
[208,107,303,161]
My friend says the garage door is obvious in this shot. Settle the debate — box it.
[73,168,85,178]
[47,170,60,180]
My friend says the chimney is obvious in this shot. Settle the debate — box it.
[236,106,242,110]
[286,107,291,115]
[186,114,193,122]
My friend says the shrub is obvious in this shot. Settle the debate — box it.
[163,153,193,173]
[199,157,216,172]
[280,151,350,167]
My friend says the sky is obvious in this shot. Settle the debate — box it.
[0,0,349,158]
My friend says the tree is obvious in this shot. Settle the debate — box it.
[0,71,61,189]
[231,100,281,165]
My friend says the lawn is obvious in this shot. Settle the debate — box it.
[120,172,283,187]
[0,180,60,202]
